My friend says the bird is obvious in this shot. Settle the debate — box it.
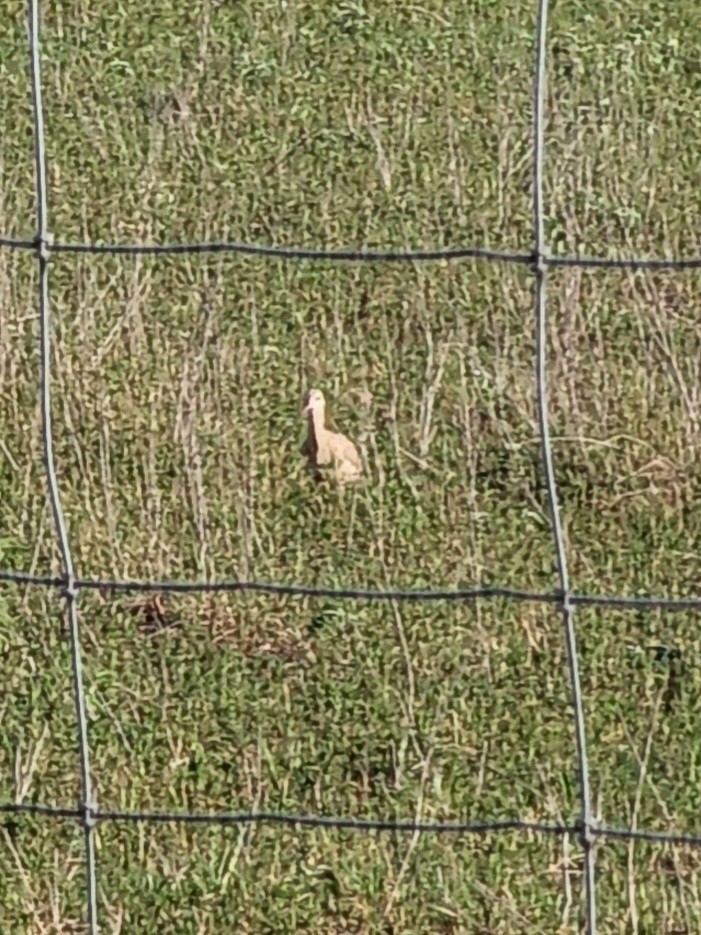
[300,388,363,484]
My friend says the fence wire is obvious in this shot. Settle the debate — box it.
[530,0,596,929]
[1,0,699,932]
[2,233,701,269]
[7,567,701,611]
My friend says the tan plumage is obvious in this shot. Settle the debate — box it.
[300,388,363,484]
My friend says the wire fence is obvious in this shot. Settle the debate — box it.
[1,0,700,931]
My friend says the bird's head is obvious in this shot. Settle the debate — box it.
[302,388,326,417]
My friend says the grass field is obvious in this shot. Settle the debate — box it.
[2,0,701,931]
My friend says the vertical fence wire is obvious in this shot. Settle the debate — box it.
[531,0,596,931]
[27,0,99,931]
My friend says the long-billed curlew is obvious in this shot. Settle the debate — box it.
[300,388,363,484]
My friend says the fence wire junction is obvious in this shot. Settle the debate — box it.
[2,0,701,932]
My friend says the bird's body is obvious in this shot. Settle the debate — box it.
[301,389,362,484]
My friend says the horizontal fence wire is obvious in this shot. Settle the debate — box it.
[5,569,701,611]
[2,232,701,269]
[3,801,701,848]
[1,0,699,933]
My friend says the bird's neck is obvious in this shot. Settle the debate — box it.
[308,408,327,438]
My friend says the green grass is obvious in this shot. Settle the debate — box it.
[2,0,701,931]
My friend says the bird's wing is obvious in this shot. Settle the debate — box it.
[331,432,362,470]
